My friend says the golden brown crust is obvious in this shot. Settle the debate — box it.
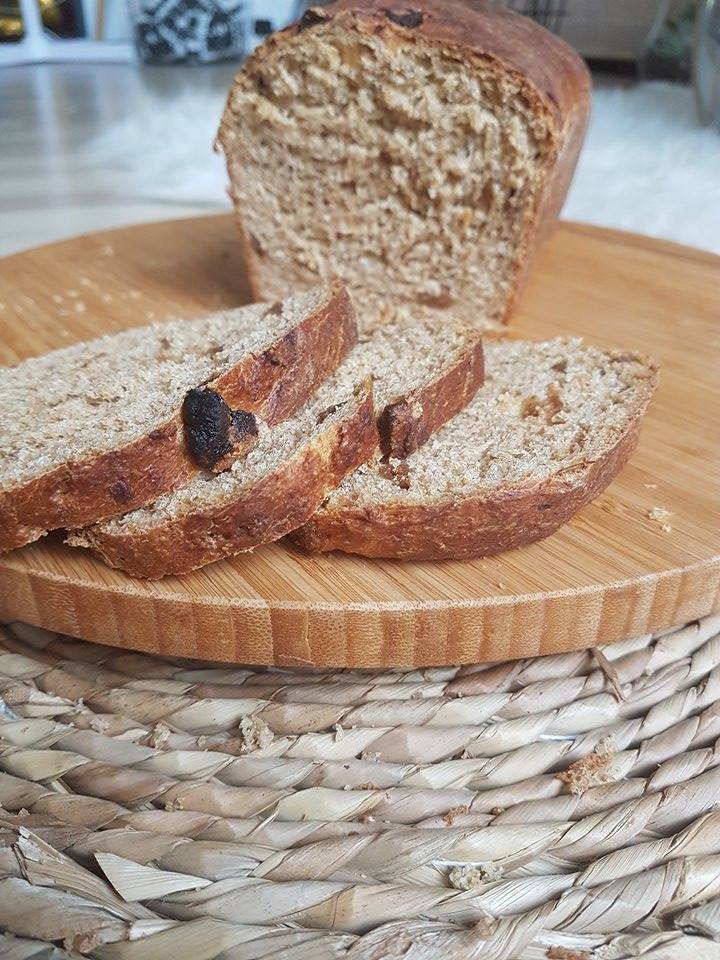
[0,283,357,552]
[378,337,484,459]
[294,418,644,561]
[219,0,591,324]
[72,383,378,579]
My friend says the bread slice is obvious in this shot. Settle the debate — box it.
[217,0,590,331]
[69,317,484,578]
[294,339,659,560]
[0,283,356,552]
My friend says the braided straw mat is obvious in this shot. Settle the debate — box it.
[2,615,720,960]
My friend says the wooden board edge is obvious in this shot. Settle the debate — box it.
[2,559,718,667]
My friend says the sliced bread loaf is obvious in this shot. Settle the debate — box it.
[294,339,658,560]
[0,283,355,551]
[218,0,590,331]
[69,317,484,578]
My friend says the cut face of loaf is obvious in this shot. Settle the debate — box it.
[218,0,590,331]
[294,339,659,560]
[0,283,356,551]
[69,317,484,578]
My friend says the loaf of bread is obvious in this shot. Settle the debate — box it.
[218,0,590,331]
[294,338,658,560]
[69,316,484,577]
[0,283,355,551]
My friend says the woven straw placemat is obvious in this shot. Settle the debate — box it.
[1,615,720,960]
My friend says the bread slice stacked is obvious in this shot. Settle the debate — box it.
[68,315,484,577]
[0,283,356,552]
[295,339,659,560]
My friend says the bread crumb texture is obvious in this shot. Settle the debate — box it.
[321,338,657,509]
[0,286,328,492]
[86,316,479,536]
[221,12,555,328]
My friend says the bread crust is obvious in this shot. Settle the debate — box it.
[70,382,378,578]
[378,335,484,459]
[218,0,591,324]
[0,283,357,552]
[294,412,646,561]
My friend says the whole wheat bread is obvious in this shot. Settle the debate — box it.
[218,0,590,331]
[294,338,658,560]
[69,316,484,578]
[0,283,356,552]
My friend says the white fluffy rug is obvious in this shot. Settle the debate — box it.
[87,79,720,253]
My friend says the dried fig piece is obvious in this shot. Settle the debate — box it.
[182,388,258,471]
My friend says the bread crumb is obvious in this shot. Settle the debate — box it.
[51,294,63,303]
[74,301,86,313]
[647,505,673,533]
[142,720,172,749]
[67,289,79,298]
[164,796,184,811]
[87,715,111,733]
[129,290,141,300]
[443,804,470,825]
[101,293,112,302]
[240,714,274,751]
[449,862,503,890]
[643,482,657,489]
[490,806,505,816]
[474,917,499,937]
[546,948,590,960]
[99,244,114,256]
[334,723,344,742]
[558,736,617,795]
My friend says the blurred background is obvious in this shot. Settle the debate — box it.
[1,0,718,257]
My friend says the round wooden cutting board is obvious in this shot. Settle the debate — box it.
[0,216,718,666]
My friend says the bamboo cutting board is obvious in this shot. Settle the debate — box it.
[0,216,718,667]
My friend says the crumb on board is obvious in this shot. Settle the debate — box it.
[558,736,617,795]
[647,506,673,532]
